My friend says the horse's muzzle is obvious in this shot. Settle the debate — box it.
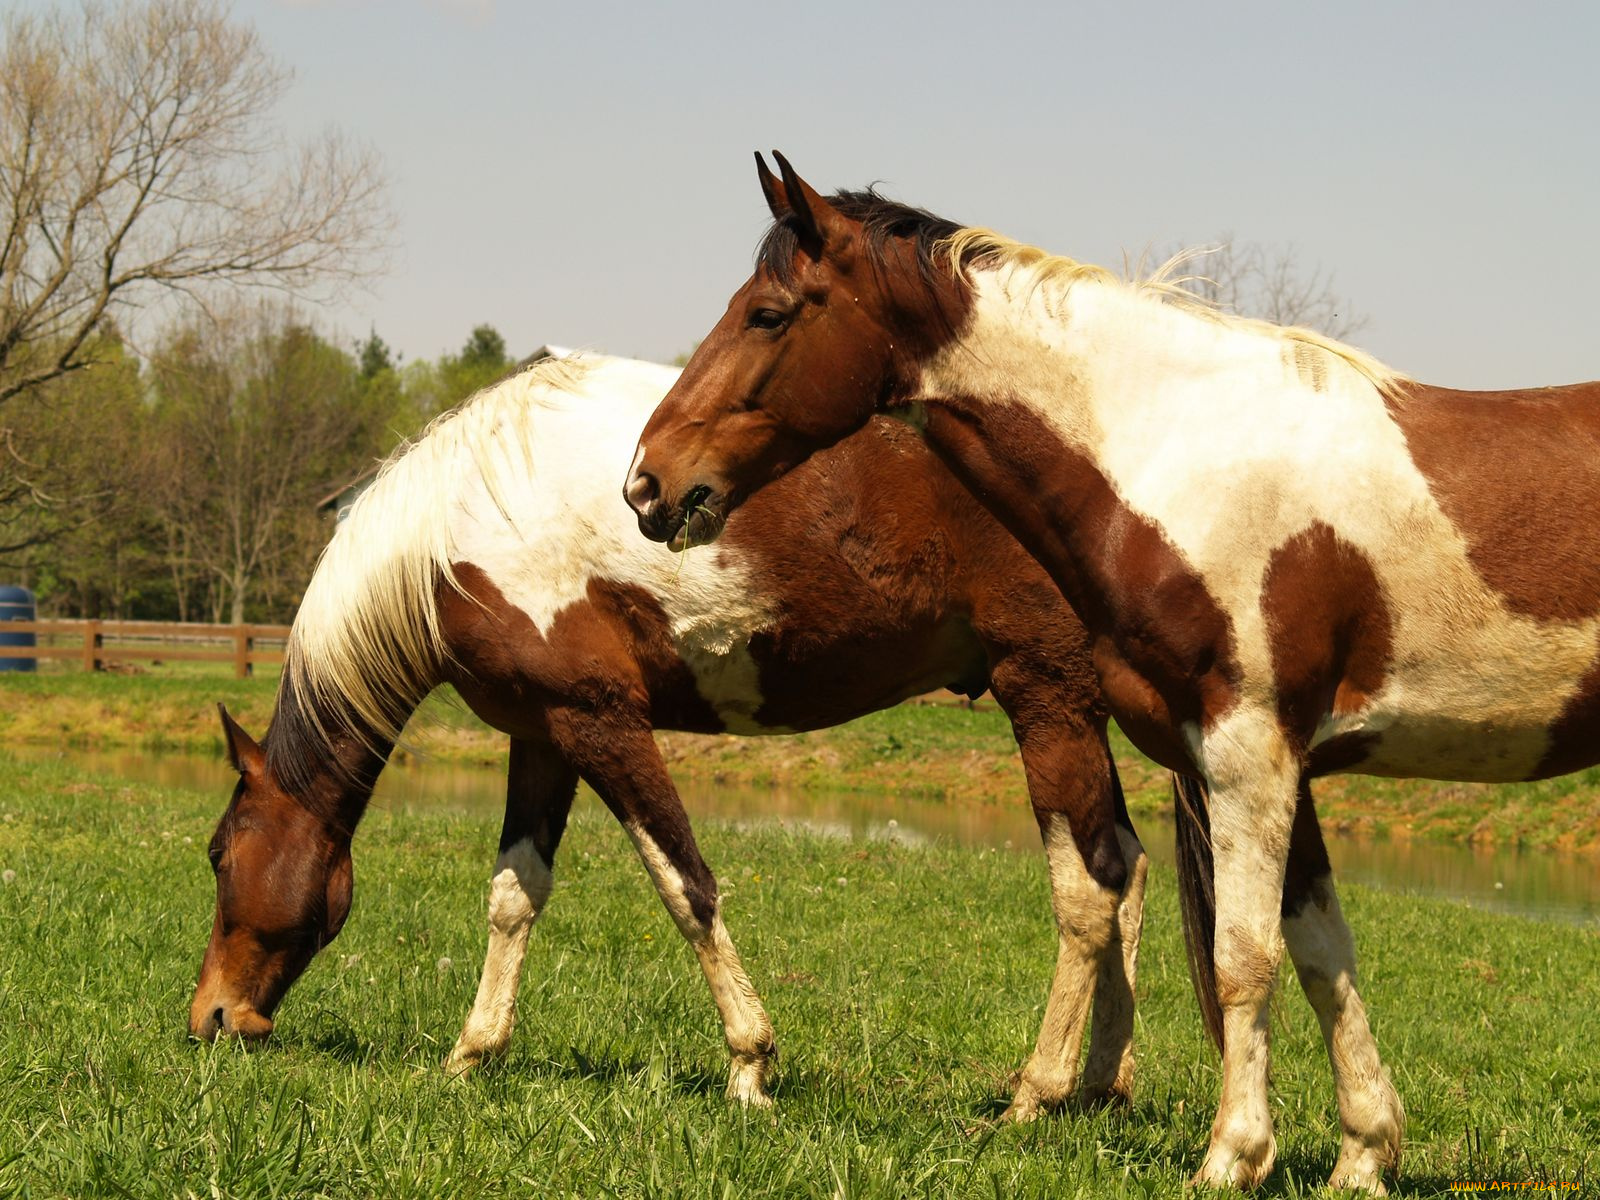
[189,988,274,1042]
[625,475,725,550]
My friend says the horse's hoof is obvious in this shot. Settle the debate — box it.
[726,1056,773,1108]
[1000,1074,1073,1123]
[443,1050,478,1078]
[1328,1168,1388,1195]
[1192,1135,1276,1191]
[999,1091,1047,1124]
[1329,1153,1392,1194]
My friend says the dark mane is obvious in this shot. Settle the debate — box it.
[262,660,383,828]
[755,187,965,290]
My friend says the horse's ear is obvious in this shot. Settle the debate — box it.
[769,150,824,250]
[218,703,264,777]
[768,149,857,265]
[755,151,784,219]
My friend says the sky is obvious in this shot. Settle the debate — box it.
[238,0,1599,389]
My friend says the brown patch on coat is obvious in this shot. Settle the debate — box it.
[722,415,1091,731]
[1386,380,1600,623]
[440,565,725,739]
[1260,521,1393,760]
[920,398,1239,773]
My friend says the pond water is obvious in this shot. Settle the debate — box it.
[16,746,1598,929]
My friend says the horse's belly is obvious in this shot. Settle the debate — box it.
[1322,714,1550,782]
[1312,662,1598,782]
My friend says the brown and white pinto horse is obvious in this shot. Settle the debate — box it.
[192,353,1181,1115]
[625,154,1600,1192]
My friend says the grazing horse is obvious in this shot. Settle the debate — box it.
[191,353,1173,1115]
[624,153,1600,1192]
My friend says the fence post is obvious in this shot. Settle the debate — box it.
[83,620,102,673]
[234,626,253,679]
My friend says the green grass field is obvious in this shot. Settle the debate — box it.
[0,751,1595,1198]
[2,673,1598,850]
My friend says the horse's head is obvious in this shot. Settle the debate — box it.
[626,152,966,549]
[189,705,353,1042]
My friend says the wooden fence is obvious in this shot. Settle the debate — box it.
[0,619,290,678]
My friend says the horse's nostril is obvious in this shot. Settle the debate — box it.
[626,470,660,511]
[213,1006,227,1034]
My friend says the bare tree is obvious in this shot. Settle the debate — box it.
[1158,236,1369,341]
[152,302,388,624]
[0,0,390,410]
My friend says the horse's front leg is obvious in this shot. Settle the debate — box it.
[1079,774,1148,1105]
[990,664,1138,1120]
[569,720,776,1106]
[1280,780,1403,1194]
[447,737,578,1075]
[1194,712,1300,1190]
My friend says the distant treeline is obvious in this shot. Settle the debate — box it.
[0,310,520,625]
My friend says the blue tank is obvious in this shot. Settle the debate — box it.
[0,585,37,672]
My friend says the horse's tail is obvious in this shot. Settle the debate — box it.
[1174,772,1223,1052]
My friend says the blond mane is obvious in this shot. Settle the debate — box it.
[940,228,1407,400]
[276,355,597,763]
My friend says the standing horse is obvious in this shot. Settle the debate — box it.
[624,153,1600,1191]
[192,353,1172,1115]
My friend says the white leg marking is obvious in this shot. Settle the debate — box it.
[1080,824,1149,1102]
[1003,814,1120,1122]
[447,838,553,1075]
[1284,878,1403,1194]
[628,824,776,1106]
[1194,713,1298,1190]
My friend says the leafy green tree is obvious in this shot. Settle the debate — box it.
[0,328,166,615]
[439,324,514,407]
[357,329,396,380]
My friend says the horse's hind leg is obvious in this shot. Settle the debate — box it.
[991,662,1134,1121]
[1280,778,1403,1194]
[563,720,776,1106]
[447,737,578,1076]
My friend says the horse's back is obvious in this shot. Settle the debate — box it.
[1386,379,1600,624]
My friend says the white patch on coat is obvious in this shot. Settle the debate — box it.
[923,268,1600,780]
[288,354,789,745]
[624,822,700,936]
[442,357,787,733]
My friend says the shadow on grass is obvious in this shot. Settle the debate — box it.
[458,1044,728,1100]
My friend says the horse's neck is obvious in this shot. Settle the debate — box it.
[925,272,1211,441]
[914,273,1261,636]
[265,677,400,835]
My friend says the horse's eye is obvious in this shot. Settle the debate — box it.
[208,844,224,874]
[747,307,788,332]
